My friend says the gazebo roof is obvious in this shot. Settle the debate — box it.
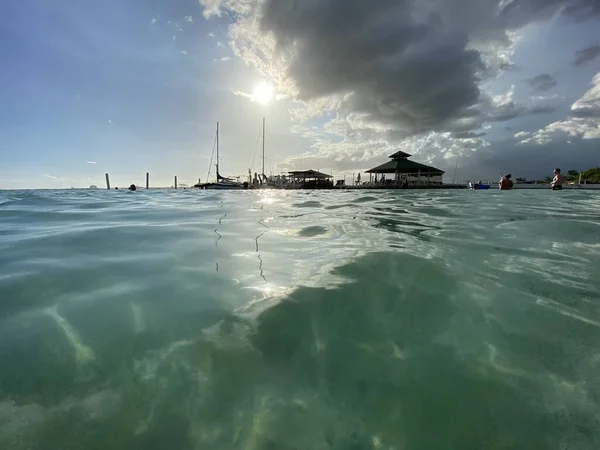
[388,150,412,159]
[288,170,332,179]
[365,159,444,174]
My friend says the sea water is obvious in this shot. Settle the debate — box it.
[0,188,599,449]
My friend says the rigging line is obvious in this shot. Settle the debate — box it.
[249,124,262,172]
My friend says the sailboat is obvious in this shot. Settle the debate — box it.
[255,117,272,187]
[254,117,288,188]
[196,122,245,190]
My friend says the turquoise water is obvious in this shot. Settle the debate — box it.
[1,188,599,449]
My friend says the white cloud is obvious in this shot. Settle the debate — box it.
[107,119,112,124]
[184,15,194,23]
[199,0,253,18]
[530,94,562,101]
[149,18,158,26]
[514,131,530,138]
[200,0,224,18]
[473,31,521,78]
[522,72,600,145]
[232,89,253,99]
[571,73,600,117]
[220,56,231,62]
[521,118,600,145]
[43,174,65,182]
[492,85,516,107]
[208,32,215,38]
[217,41,225,48]
[86,161,97,164]
[180,50,188,55]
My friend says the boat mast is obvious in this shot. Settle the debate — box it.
[451,153,460,184]
[261,117,266,179]
[216,122,219,181]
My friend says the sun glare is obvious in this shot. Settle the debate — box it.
[252,82,274,105]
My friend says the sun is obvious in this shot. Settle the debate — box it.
[252,82,274,105]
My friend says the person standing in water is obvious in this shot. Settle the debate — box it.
[550,168,564,190]
[499,174,513,190]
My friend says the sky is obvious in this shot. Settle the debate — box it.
[1,0,599,188]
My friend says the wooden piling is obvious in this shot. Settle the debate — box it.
[105,173,110,190]
[146,172,149,189]
[174,176,178,189]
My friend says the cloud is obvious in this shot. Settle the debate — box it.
[86,161,97,164]
[203,0,597,136]
[149,18,158,26]
[571,72,600,117]
[107,119,112,124]
[530,94,562,101]
[180,50,188,55]
[200,0,600,172]
[573,45,600,66]
[526,73,557,93]
[455,85,556,127]
[519,72,600,144]
[217,41,225,48]
[232,89,253,100]
[220,56,231,62]
[200,0,255,18]
[184,15,194,23]
[519,118,600,145]
[43,174,65,182]
[454,137,600,181]
[208,32,215,37]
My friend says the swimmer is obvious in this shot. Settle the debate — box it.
[550,168,564,190]
[499,173,513,190]
[129,184,137,191]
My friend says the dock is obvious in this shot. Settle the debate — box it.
[342,183,467,190]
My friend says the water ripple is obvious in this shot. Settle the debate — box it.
[1,188,600,449]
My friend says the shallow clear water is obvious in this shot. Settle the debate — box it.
[1,188,600,449]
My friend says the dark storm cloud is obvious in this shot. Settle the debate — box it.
[527,74,557,92]
[486,105,556,122]
[260,0,482,135]
[573,45,600,66]
[561,0,600,20]
[256,0,597,137]
[496,0,598,23]
[452,131,488,139]
[456,137,600,181]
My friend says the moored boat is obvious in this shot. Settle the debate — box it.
[195,122,245,190]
